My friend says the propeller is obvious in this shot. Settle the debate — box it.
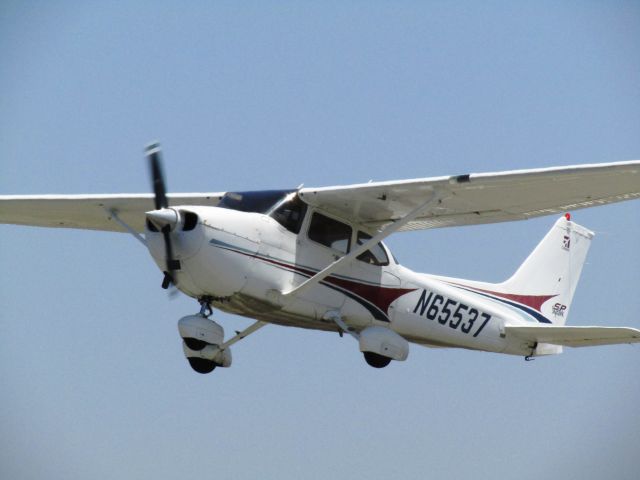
[145,142,180,289]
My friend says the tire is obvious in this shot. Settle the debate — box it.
[188,357,216,374]
[363,351,392,368]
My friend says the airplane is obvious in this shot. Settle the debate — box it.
[1,143,640,373]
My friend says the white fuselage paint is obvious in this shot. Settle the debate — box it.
[146,206,541,358]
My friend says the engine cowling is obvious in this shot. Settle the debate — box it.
[178,315,232,373]
[359,326,409,368]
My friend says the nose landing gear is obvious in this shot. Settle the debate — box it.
[177,297,267,374]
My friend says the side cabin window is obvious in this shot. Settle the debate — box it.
[271,194,308,234]
[356,231,389,266]
[308,212,352,254]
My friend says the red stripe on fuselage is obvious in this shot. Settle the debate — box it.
[215,244,415,317]
[447,282,556,312]
[322,276,416,316]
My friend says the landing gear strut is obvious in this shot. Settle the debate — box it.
[198,296,214,317]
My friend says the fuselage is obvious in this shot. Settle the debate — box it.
[145,193,542,358]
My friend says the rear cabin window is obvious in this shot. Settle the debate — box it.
[356,231,389,266]
[308,212,352,254]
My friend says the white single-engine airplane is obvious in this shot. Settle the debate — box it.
[2,145,640,373]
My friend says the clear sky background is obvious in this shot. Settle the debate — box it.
[1,2,639,479]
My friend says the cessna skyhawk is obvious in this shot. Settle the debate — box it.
[2,144,639,373]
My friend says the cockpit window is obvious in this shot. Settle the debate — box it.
[270,194,308,234]
[308,212,352,254]
[356,231,389,266]
[218,189,294,214]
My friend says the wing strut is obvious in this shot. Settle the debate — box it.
[105,208,148,247]
[282,190,439,298]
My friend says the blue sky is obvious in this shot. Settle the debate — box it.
[1,2,639,479]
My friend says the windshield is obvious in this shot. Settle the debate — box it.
[270,193,308,234]
[217,189,294,214]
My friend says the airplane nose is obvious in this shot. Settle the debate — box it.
[145,208,204,262]
[146,208,180,230]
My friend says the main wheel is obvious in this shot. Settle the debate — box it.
[363,351,392,368]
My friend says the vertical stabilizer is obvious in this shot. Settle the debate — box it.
[499,215,593,325]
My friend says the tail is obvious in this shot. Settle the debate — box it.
[497,216,640,353]
[498,214,593,325]
[442,214,594,326]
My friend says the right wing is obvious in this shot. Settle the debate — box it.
[0,193,224,233]
[299,160,640,231]
[505,325,640,348]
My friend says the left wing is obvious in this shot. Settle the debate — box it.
[299,160,640,231]
[505,325,640,348]
[0,193,224,233]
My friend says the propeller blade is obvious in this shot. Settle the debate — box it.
[146,142,179,289]
[146,142,168,210]
[162,226,180,289]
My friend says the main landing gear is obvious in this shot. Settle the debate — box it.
[178,297,266,374]
[325,311,409,369]
[363,352,393,369]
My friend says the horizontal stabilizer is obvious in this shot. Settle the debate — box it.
[505,325,640,348]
